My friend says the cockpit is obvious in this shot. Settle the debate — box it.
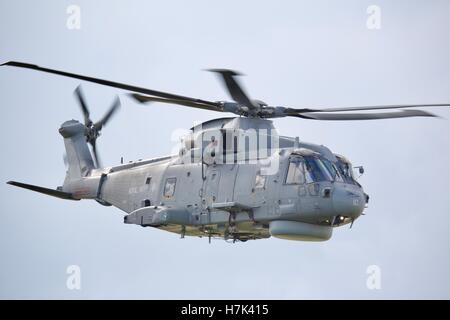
[285,150,366,227]
[286,153,343,184]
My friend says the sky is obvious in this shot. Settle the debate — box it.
[1,0,450,299]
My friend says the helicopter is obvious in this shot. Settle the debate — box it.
[3,61,450,242]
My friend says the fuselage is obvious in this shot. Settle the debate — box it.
[61,117,367,242]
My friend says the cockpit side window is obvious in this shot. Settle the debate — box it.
[304,156,333,182]
[285,158,306,184]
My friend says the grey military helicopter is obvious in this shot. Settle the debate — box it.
[3,61,449,242]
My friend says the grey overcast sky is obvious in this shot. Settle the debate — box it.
[1,0,450,299]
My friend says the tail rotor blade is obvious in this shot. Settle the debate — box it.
[73,88,120,169]
[74,85,92,126]
[94,96,120,131]
[91,139,101,168]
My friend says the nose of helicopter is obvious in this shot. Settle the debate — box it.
[332,184,365,220]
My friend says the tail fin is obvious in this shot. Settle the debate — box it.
[7,120,96,201]
[59,120,96,179]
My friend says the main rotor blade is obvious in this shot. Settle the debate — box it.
[74,85,92,126]
[291,109,437,120]
[2,61,217,107]
[130,94,223,112]
[94,96,121,131]
[208,69,255,109]
[287,103,450,113]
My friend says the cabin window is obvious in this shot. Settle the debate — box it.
[163,178,177,198]
[145,177,152,185]
[255,171,266,189]
[142,199,151,207]
[285,158,305,184]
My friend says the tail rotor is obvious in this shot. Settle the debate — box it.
[73,85,120,167]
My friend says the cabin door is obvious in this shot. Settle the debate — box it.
[202,167,221,209]
[216,164,238,203]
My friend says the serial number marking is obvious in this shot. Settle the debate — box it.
[224,304,269,315]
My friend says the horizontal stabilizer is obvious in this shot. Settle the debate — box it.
[7,181,79,201]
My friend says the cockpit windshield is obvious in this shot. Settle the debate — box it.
[286,155,341,184]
